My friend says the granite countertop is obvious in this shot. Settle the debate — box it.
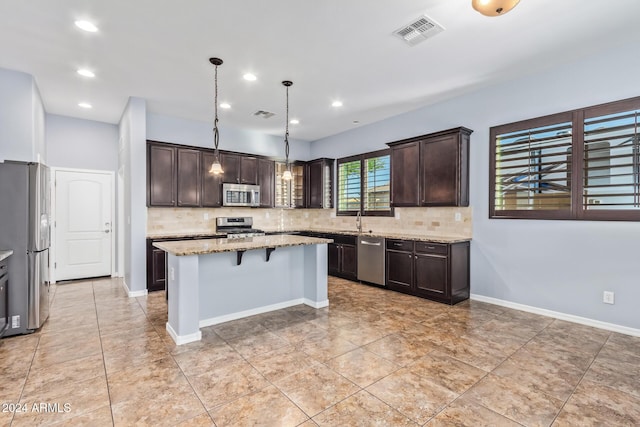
[148,229,471,244]
[153,234,334,256]
[0,250,13,262]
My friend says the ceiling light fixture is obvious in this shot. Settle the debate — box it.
[220,103,231,109]
[332,100,343,108]
[290,119,299,125]
[208,57,224,175]
[78,102,92,109]
[281,80,293,181]
[77,69,95,78]
[74,20,98,32]
[472,0,520,16]
[243,73,257,81]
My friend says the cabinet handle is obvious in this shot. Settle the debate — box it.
[408,254,412,258]
[426,246,435,250]
[415,255,418,259]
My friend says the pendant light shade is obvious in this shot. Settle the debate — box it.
[282,80,293,181]
[208,57,224,175]
[472,0,520,16]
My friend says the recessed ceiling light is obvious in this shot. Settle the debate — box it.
[332,101,343,108]
[290,119,299,125]
[78,102,92,109]
[220,103,231,109]
[74,20,98,32]
[77,69,95,78]
[243,73,257,81]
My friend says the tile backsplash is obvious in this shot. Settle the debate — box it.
[147,207,472,238]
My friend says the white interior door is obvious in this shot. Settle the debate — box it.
[55,169,113,281]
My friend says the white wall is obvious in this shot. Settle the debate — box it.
[0,67,46,163]
[46,114,118,171]
[311,40,640,330]
[146,113,312,161]
[119,97,147,294]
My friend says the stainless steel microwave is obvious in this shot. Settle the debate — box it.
[222,183,261,207]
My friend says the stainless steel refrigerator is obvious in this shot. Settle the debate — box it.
[0,161,51,336]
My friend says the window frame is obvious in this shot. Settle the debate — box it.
[336,148,393,217]
[489,96,640,221]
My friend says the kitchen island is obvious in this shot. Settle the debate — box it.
[153,234,333,345]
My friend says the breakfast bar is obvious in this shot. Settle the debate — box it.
[153,234,333,345]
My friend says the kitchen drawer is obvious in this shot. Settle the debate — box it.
[328,234,357,246]
[415,242,448,255]
[386,239,414,252]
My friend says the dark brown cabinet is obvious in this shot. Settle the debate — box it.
[176,148,201,207]
[147,144,176,206]
[386,239,469,304]
[258,158,275,207]
[390,142,420,207]
[306,158,334,208]
[146,239,169,292]
[388,127,472,207]
[201,151,222,207]
[221,153,258,185]
[327,234,357,280]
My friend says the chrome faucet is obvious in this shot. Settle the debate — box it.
[356,211,362,233]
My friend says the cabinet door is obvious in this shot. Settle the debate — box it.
[240,156,258,185]
[151,248,167,291]
[420,134,459,206]
[221,153,240,183]
[258,159,275,207]
[307,160,324,208]
[176,148,201,207]
[390,142,420,207]
[328,243,340,276]
[291,163,306,208]
[201,151,222,207]
[386,250,413,292]
[341,244,358,280]
[148,144,176,206]
[415,253,448,298]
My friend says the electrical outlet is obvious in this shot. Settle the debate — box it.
[203,213,209,220]
[603,291,615,304]
[12,315,20,328]
[454,212,462,222]
[170,267,175,281]
[265,211,270,219]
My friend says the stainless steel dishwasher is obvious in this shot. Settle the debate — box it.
[357,235,386,286]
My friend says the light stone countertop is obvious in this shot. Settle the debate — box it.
[0,250,13,262]
[146,231,226,240]
[153,234,333,256]
[148,229,471,244]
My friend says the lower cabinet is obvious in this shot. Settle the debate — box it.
[327,235,357,281]
[386,239,469,305]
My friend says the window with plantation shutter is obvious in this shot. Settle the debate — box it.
[337,149,392,216]
[490,95,640,221]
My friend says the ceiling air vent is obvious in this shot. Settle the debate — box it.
[393,14,445,46]
[253,110,276,119]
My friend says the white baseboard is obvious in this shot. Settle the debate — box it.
[121,279,148,298]
[470,293,640,337]
[303,299,329,309]
[199,298,308,327]
[166,322,202,345]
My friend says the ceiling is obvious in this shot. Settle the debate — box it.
[1,0,639,142]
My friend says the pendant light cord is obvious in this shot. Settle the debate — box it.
[285,85,290,168]
[213,63,220,158]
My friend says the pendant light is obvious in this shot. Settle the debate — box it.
[281,80,293,181]
[208,57,224,175]
[472,0,520,16]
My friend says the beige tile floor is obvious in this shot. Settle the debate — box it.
[1,276,639,426]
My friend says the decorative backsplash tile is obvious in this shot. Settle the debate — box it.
[147,206,472,238]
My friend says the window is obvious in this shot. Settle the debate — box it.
[490,96,640,221]
[337,149,392,216]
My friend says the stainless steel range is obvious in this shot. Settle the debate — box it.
[216,217,265,239]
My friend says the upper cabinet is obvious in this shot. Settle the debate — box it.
[388,127,472,207]
[147,144,176,206]
[306,158,334,209]
[220,153,258,185]
[201,151,222,207]
[257,158,275,208]
[176,148,201,207]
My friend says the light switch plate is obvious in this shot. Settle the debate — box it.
[603,291,615,304]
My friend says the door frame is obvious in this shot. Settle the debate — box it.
[51,167,116,284]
